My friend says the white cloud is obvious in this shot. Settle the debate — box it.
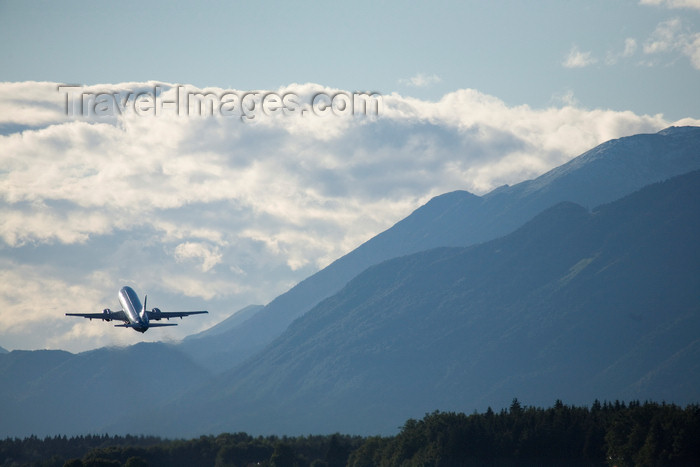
[683,33,700,69]
[642,18,700,70]
[640,0,700,10]
[0,81,68,128]
[644,18,683,54]
[399,73,442,88]
[550,90,580,107]
[562,45,597,68]
[0,206,116,246]
[624,38,638,57]
[606,38,638,65]
[160,274,240,301]
[0,81,675,352]
[174,242,223,272]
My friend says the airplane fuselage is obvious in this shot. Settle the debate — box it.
[118,286,149,333]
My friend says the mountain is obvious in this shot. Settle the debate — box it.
[179,304,264,372]
[141,169,700,436]
[0,346,8,354]
[3,127,699,438]
[185,304,263,341]
[0,350,73,398]
[191,126,700,372]
[0,343,211,437]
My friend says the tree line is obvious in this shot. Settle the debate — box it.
[1,400,699,467]
[348,400,700,466]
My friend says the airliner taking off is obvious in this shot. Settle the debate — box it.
[66,286,208,333]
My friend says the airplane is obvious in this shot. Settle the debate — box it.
[66,286,208,333]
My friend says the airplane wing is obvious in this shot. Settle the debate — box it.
[147,310,208,320]
[65,310,128,322]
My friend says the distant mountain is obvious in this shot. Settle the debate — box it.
[0,350,73,399]
[0,346,8,354]
[191,126,700,372]
[179,304,263,372]
[142,169,700,436]
[0,343,211,437]
[185,304,263,341]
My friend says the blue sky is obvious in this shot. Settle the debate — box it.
[0,0,699,352]
[1,0,699,119]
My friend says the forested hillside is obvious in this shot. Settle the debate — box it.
[2,401,698,467]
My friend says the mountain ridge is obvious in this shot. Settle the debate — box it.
[181,126,700,372]
[123,168,700,437]
[2,127,699,438]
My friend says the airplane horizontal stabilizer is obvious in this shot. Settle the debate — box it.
[114,323,178,328]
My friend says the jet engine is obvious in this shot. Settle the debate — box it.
[151,307,162,320]
[103,308,112,322]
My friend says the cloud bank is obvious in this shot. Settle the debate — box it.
[0,81,683,352]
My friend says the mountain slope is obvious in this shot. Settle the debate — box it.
[179,304,264,372]
[0,350,73,399]
[147,169,700,436]
[197,126,700,371]
[0,343,211,437]
[185,304,263,341]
